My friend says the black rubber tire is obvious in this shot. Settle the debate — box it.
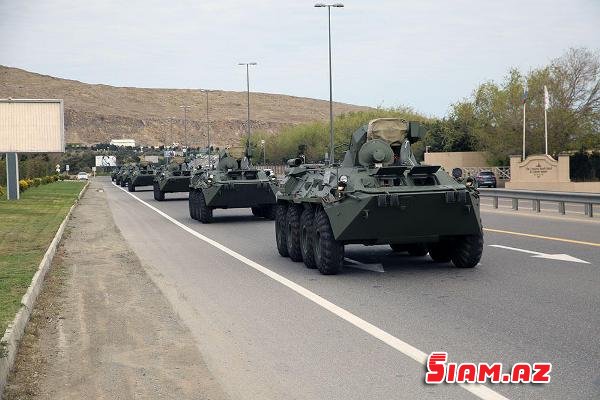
[120,179,127,187]
[286,205,303,262]
[197,190,213,223]
[313,207,344,275]
[189,189,197,220]
[407,243,429,257]
[115,178,120,185]
[275,203,289,257]
[251,207,264,217]
[428,241,452,262]
[127,180,135,192]
[154,182,165,201]
[300,207,317,269]
[262,204,277,220]
[390,244,406,252]
[451,232,483,268]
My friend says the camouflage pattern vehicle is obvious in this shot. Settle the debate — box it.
[116,165,134,186]
[111,167,121,182]
[125,163,156,192]
[153,157,192,201]
[275,118,483,275]
[188,147,278,223]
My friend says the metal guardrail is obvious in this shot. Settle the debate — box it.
[479,188,599,217]
[463,166,511,180]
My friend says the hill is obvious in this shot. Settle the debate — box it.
[0,65,369,147]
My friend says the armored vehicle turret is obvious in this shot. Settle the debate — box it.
[275,118,483,275]
[125,163,156,192]
[188,146,278,223]
[116,164,134,187]
[153,157,192,201]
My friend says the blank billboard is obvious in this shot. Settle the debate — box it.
[0,99,64,152]
[95,155,117,166]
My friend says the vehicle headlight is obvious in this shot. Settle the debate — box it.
[339,175,348,183]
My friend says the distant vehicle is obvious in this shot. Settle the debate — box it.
[153,157,192,201]
[475,170,497,188]
[77,172,89,180]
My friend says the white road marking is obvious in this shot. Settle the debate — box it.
[489,245,589,264]
[112,183,508,400]
[344,257,385,273]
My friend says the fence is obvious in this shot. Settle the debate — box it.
[478,188,599,218]
[462,166,511,180]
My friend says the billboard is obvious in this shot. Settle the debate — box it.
[143,155,159,163]
[0,99,64,152]
[95,155,117,167]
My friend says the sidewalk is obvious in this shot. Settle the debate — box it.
[3,180,227,400]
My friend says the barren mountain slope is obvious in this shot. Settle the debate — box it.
[0,65,369,146]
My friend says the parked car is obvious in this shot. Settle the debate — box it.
[475,170,497,188]
[77,172,89,180]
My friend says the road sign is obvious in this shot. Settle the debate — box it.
[66,164,70,172]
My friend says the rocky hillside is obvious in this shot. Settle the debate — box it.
[0,65,369,147]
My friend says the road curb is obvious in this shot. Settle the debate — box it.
[0,181,89,396]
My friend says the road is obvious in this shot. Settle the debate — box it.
[102,177,599,400]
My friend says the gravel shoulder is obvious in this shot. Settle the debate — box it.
[3,179,227,400]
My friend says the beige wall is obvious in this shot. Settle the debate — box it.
[505,153,600,193]
[424,151,489,172]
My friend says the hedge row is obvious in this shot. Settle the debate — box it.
[18,175,61,193]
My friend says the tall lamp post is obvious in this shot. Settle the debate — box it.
[201,90,211,168]
[238,62,257,157]
[315,2,343,164]
[179,105,191,147]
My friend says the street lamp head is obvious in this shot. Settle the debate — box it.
[332,3,344,7]
[314,3,326,7]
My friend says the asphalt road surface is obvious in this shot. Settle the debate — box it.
[102,177,599,400]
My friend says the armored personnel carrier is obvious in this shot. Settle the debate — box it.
[116,165,133,186]
[153,157,192,201]
[275,118,483,275]
[188,147,278,223]
[111,167,121,182]
[125,163,156,192]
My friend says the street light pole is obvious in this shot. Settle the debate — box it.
[201,90,211,168]
[315,3,343,165]
[179,105,191,147]
[238,62,257,158]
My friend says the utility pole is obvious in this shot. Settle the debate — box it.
[180,105,191,147]
[202,89,211,168]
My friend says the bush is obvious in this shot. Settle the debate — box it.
[0,186,4,198]
[19,179,29,192]
[33,178,42,187]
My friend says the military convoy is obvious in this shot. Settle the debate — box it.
[153,157,192,201]
[274,118,483,275]
[109,117,483,275]
[188,147,278,223]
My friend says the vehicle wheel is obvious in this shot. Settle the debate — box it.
[275,203,289,257]
[451,232,483,268]
[189,189,197,220]
[127,180,135,192]
[251,206,264,217]
[154,182,165,201]
[120,179,127,187]
[286,204,303,262]
[262,204,277,220]
[492,184,497,188]
[300,207,317,269]
[197,190,213,223]
[407,243,428,257]
[428,241,452,262]
[313,207,344,275]
[390,244,406,252]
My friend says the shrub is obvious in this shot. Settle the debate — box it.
[33,178,42,187]
[19,179,29,192]
[0,186,4,198]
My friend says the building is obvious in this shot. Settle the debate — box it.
[110,139,136,147]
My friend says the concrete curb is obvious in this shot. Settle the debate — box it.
[0,181,89,396]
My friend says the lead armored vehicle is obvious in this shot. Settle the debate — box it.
[188,147,278,223]
[153,157,192,201]
[275,118,483,275]
[125,163,156,192]
[116,164,133,186]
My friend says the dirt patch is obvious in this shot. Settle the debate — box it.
[3,181,227,400]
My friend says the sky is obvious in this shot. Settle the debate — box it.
[1,0,599,117]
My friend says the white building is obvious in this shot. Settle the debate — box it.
[110,139,136,147]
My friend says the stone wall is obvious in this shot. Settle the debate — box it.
[423,151,489,172]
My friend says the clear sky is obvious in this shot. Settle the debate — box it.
[1,0,599,117]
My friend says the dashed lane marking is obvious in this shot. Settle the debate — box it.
[112,182,509,400]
